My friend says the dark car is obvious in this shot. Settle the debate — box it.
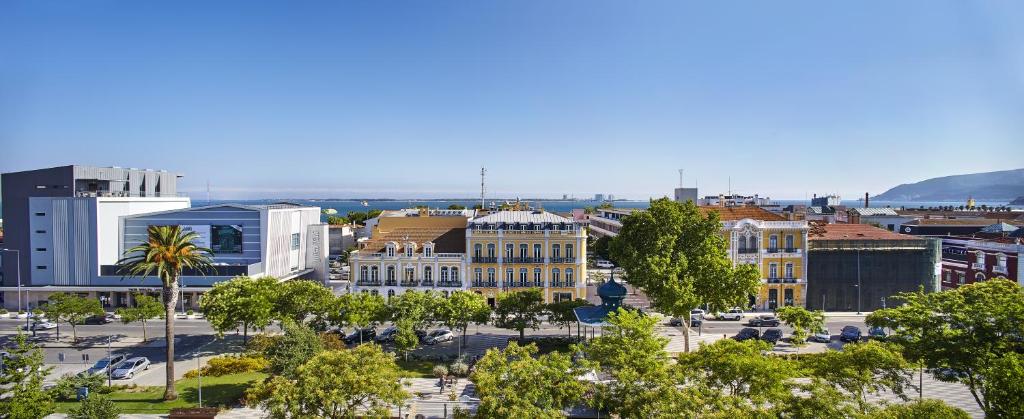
[748,315,781,327]
[690,317,703,328]
[415,329,428,343]
[84,314,114,325]
[668,317,684,327]
[868,326,887,340]
[760,328,783,345]
[733,327,761,341]
[839,326,862,343]
[343,327,377,344]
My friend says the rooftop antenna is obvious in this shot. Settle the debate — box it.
[206,180,211,205]
[678,169,684,188]
[480,167,486,210]
[728,176,732,197]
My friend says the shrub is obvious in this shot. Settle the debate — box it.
[0,308,8,315]
[184,355,269,379]
[50,373,107,401]
[67,395,120,419]
[432,364,449,378]
[449,361,469,377]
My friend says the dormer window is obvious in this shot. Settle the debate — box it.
[406,244,414,257]
[424,243,433,257]
[997,253,1007,268]
[975,251,985,265]
[386,243,396,257]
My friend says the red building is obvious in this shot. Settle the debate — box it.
[939,235,1023,289]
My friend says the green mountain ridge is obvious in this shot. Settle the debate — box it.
[873,168,1024,202]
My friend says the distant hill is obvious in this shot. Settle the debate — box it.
[873,168,1024,202]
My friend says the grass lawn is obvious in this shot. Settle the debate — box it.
[396,358,438,378]
[55,372,268,414]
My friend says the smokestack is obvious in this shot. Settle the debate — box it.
[864,192,869,208]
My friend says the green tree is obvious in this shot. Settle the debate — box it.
[472,342,587,418]
[677,338,796,408]
[345,211,369,225]
[262,321,324,379]
[610,198,761,352]
[45,293,104,342]
[977,351,1024,418]
[117,225,214,401]
[447,204,466,210]
[393,319,420,361]
[872,399,970,419]
[800,340,911,414]
[246,345,408,418]
[201,276,277,343]
[326,215,349,225]
[867,279,1024,417]
[0,334,56,419]
[273,279,335,327]
[780,379,859,419]
[115,293,164,341]
[343,292,387,344]
[546,298,589,337]
[436,290,491,345]
[50,372,106,401]
[386,290,438,332]
[582,308,696,418]
[367,209,383,219]
[593,236,613,261]
[494,289,546,340]
[67,395,121,419]
[775,306,825,345]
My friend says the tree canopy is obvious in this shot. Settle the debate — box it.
[494,289,547,340]
[867,278,1024,417]
[273,279,336,327]
[435,290,491,344]
[610,198,761,351]
[115,293,164,341]
[775,306,825,345]
[200,275,278,342]
[45,293,104,341]
[0,334,56,418]
[472,342,587,418]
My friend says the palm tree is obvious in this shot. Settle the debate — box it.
[116,225,213,401]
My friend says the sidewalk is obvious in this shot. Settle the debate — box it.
[27,336,178,349]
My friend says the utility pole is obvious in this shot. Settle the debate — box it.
[480,167,486,210]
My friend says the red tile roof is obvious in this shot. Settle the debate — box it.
[810,223,919,241]
[699,206,786,221]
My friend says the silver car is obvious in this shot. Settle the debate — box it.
[110,357,150,380]
[81,354,127,377]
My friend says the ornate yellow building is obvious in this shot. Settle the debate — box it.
[701,206,809,309]
[466,211,587,305]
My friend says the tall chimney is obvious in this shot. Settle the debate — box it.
[864,192,869,208]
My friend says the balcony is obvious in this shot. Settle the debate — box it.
[438,281,462,287]
[509,257,543,264]
[738,248,758,254]
[993,265,1009,275]
[472,281,498,288]
[385,280,397,286]
[550,257,576,263]
[356,280,382,286]
[473,257,498,263]
[401,279,419,287]
[972,262,986,270]
[766,277,799,284]
[421,279,434,286]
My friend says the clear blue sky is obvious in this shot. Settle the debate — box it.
[2,1,1022,200]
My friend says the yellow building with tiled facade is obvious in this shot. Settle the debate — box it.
[701,206,809,309]
[466,211,587,305]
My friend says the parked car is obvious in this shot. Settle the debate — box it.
[595,260,615,269]
[343,327,377,344]
[668,317,684,327]
[84,314,114,325]
[690,309,706,320]
[415,329,428,343]
[733,327,761,341]
[425,329,454,345]
[748,315,780,327]
[690,315,703,328]
[375,326,398,343]
[81,354,128,377]
[22,321,58,331]
[868,326,888,340]
[839,326,862,343]
[810,328,831,343]
[761,328,783,345]
[718,308,744,321]
[110,357,150,380]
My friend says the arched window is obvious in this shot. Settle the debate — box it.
[387,289,395,299]
[975,272,986,282]
[534,268,542,286]
[975,251,985,265]
[566,244,574,258]
[552,244,561,259]
[487,243,495,258]
[424,266,433,282]
[406,244,414,257]
[534,244,542,259]
[505,244,514,259]
[386,244,395,257]
[360,266,368,281]
[487,268,496,284]
[519,244,528,259]
[506,268,514,285]
[474,268,482,282]
[474,244,482,258]
[519,268,528,286]
[552,268,561,286]
[404,267,415,281]
[785,235,794,250]
[386,266,395,282]
[440,267,449,282]
[371,266,379,281]
[565,268,574,285]
[424,244,432,258]
[769,235,778,251]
